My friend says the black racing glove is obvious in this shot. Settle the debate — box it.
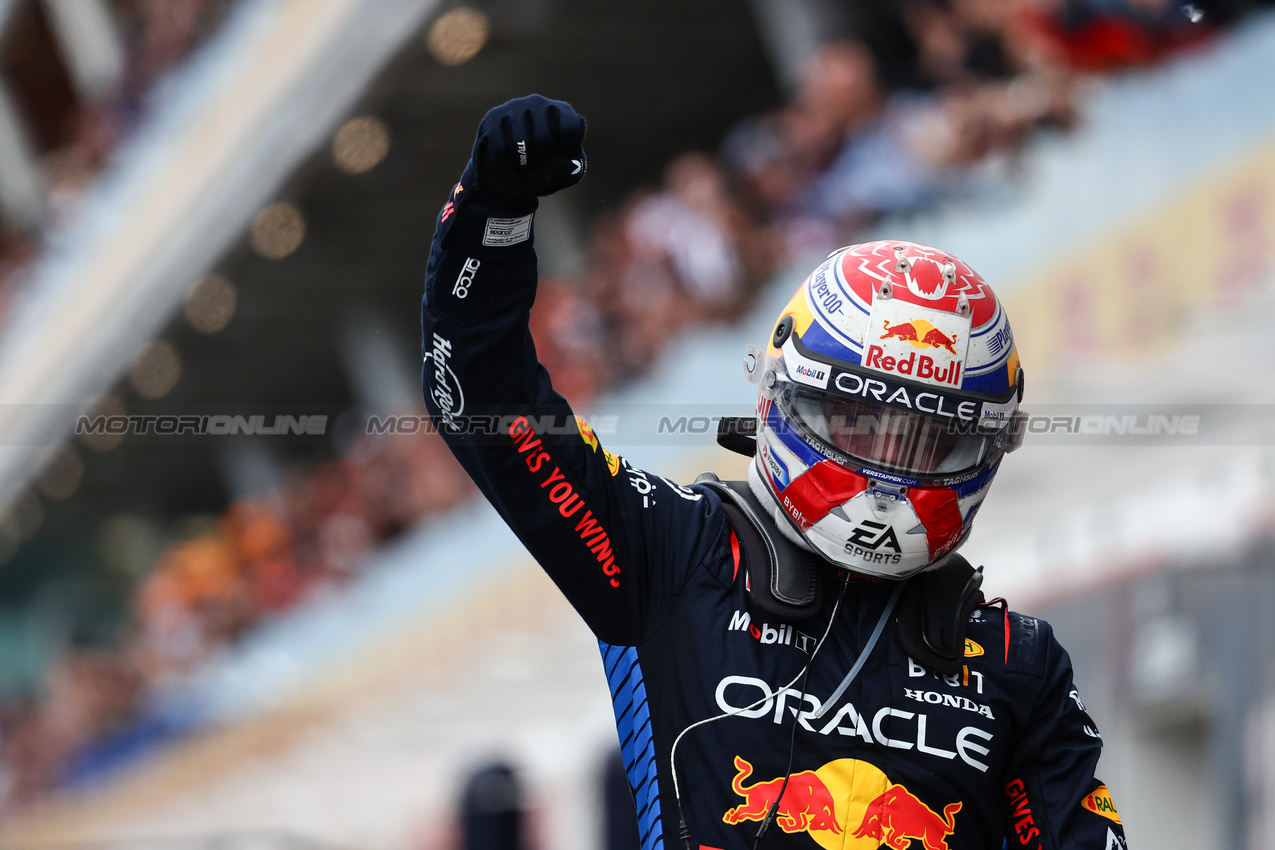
[470,94,587,200]
[437,95,587,251]
[429,96,587,323]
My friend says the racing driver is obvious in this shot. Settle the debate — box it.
[421,95,1128,850]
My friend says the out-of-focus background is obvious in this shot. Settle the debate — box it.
[0,0,1271,847]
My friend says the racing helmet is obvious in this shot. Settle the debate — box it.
[746,241,1024,579]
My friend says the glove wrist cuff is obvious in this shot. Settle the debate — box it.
[438,167,539,253]
[446,197,537,251]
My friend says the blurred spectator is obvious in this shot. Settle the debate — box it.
[135,532,251,672]
[591,150,783,378]
[903,0,1024,86]
[625,155,743,309]
[600,749,641,850]
[782,40,883,175]
[220,501,303,612]
[529,277,609,403]
[720,113,805,220]
[1019,0,1218,72]
[460,761,528,850]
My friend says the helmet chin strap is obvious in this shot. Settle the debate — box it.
[748,459,815,554]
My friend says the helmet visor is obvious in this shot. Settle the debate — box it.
[779,384,996,477]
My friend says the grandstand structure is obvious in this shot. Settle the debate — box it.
[1,1,1275,848]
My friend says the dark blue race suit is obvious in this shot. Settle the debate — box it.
[420,187,1129,850]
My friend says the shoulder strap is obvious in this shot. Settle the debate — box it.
[894,554,985,675]
[696,474,823,620]
[694,473,984,663]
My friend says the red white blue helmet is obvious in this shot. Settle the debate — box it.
[747,240,1025,578]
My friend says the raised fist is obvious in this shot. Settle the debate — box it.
[470,94,587,198]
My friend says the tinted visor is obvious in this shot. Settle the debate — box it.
[779,384,996,477]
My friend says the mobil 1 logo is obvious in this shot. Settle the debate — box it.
[728,610,816,654]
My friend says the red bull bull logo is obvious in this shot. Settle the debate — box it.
[852,786,962,850]
[880,320,958,356]
[721,756,963,850]
[723,756,843,835]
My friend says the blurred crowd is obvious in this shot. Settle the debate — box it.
[0,426,479,803]
[130,426,478,674]
[530,0,1254,392]
[1,0,1271,816]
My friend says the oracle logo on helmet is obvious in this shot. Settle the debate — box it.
[830,370,978,422]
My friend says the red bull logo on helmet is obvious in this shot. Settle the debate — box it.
[721,756,963,850]
[880,320,958,355]
[864,297,970,391]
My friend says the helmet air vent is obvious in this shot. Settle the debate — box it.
[868,479,907,512]
[773,315,794,347]
[893,245,910,274]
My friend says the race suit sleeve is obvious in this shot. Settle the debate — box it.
[420,183,726,647]
[1000,614,1129,849]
